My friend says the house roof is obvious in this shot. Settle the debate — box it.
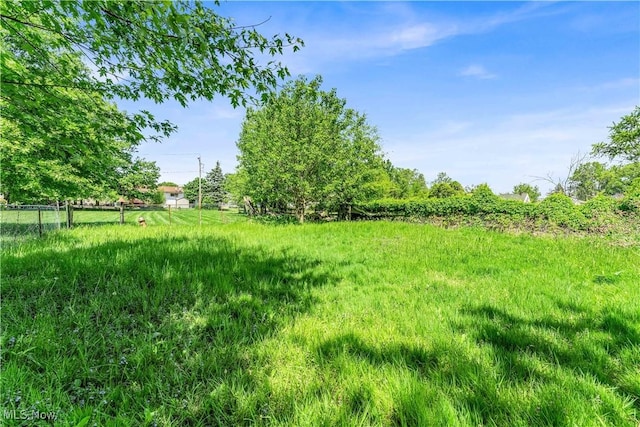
[499,193,531,202]
[117,197,145,204]
[158,186,182,193]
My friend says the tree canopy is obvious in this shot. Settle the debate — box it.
[236,76,384,222]
[1,0,303,108]
[116,159,161,203]
[0,0,302,202]
[182,178,200,205]
[0,51,147,202]
[568,161,640,200]
[429,173,464,198]
[592,106,639,163]
[384,161,429,199]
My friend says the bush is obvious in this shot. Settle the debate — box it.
[357,193,604,233]
[619,178,640,213]
[580,195,619,231]
[581,195,617,217]
[469,184,498,214]
[536,193,586,230]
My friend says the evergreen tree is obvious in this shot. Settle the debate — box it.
[205,162,226,207]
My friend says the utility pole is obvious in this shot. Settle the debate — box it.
[198,156,202,226]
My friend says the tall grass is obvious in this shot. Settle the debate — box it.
[1,221,638,426]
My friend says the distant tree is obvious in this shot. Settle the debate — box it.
[592,106,640,162]
[237,75,383,222]
[606,162,640,195]
[116,159,161,202]
[158,181,179,187]
[567,162,608,201]
[548,183,566,196]
[430,173,464,198]
[224,171,249,206]
[568,161,640,200]
[471,183,495,196]
[182,178,200,205]
[513,183,541,202]
[385,161,429,198]
[204,161,226,207]
[471,183,499,205]
[432,172,454,185]
[147,189,166,205]
[430,182,464,198]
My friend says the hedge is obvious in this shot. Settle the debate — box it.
[355,193,636,233]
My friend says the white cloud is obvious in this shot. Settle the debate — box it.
[459,65,497,80]
[281,2,560,74]
[576,77,640,92]
[382,103,634,194]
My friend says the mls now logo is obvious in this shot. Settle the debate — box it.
[3,409,57,421]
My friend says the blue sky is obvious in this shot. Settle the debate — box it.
[131,1,639,194]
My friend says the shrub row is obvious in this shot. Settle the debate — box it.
[355,192,639,233]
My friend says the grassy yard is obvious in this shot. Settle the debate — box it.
[0,208,245,244]
[1,220,639,426]
[71,208,246,226]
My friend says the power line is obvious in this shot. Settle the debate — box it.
[137,152,201,157]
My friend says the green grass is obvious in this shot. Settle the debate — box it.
[0,209,245,246]
[71,208,246,226]
[1,220,639,426]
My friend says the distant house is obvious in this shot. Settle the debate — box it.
[499,193,531,203]
[159,186,190,209]
[117,197,146,206]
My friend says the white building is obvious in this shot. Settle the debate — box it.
[158,186,190,209]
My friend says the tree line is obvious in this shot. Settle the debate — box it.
[2,1,637,218]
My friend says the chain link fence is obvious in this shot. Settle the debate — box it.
[0,204,66,242]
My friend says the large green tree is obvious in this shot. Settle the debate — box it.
[592,106,639,162]
[237,76,384,222]
[567,161,608,201]
[0,52,148,202]
[0,0,302,202]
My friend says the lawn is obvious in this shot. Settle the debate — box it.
[71,208,246,226]
[1,220,639,426]
[0,208,245,244]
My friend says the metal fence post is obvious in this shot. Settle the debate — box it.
[38,207,43,237]
[66,202,72,229]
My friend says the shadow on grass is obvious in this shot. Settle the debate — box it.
[459,303,640,395]
[315,333,514,426]
[2,233,338,425]
[315,300,640,426]
[451,302,638,425]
